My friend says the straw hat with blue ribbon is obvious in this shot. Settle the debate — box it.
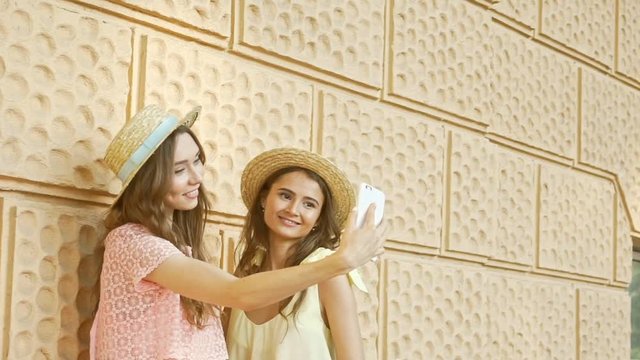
[241,148,356,227]
[104,104,201,203]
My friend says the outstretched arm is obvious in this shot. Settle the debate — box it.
[146,205,384,311]
[149,249,348,310]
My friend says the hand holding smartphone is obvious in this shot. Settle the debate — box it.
[355,183,385,228]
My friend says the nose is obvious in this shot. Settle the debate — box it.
[189,165,203,184]
[285,199,300,215]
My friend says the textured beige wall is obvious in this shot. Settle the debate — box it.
[0,0,638,359]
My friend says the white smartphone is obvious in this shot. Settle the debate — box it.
[355,182,385,228]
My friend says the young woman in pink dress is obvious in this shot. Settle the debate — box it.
[90,105,383,359]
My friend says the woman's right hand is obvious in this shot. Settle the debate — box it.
[334,204,386,270]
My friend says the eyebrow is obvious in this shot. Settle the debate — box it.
[174,151,201,166]
[278,187,321,206]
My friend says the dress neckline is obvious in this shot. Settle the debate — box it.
[242,292,301,326]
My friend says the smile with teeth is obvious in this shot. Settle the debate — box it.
[184,189,199,199]
[279,216,300,226]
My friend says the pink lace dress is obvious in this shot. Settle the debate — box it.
[90,223,228,360]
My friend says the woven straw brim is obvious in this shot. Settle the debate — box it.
[104,105,201,204]
[241,148,355,227]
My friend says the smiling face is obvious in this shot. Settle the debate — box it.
[261,170,325,245]
[163,132,204,215]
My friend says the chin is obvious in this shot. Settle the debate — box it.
[186,203,199,211]
[275,231,309,241]
[177,201,199,211]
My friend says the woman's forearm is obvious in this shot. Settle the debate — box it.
[224,254,350,310]
[147,252,352,309]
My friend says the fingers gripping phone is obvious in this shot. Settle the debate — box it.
[355,183,385,228]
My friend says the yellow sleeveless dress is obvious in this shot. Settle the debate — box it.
[226,248,367,360]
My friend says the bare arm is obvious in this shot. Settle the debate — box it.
[146,205,384,311]
[147,252,348,310]
[319,275,365,360]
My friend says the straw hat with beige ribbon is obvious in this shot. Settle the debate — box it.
[104,104,201,203]
[241,148,355,227]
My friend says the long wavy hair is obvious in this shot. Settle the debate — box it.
[234,167,341,318]
[103,125,215,328]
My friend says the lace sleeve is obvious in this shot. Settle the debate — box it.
[106,225,184,291]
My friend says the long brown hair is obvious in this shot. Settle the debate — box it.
[234,167,341,318]
[103,125,215,327]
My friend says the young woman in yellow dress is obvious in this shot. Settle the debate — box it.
[226,148,379,360]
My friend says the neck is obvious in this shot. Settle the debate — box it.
[267,238,297,270]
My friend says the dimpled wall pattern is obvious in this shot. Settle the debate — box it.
[321,90,445,249]
[492,147,536,266]
[578,288,630,359]
[539,165,613,279]
[486,274,575,359]
[581,67,640,227]
[112,0,231,36]
[619,0,640,80]
[541,0,615,66]
[0,0,638,358]
[1,199,104,359]
[617,197,633,283]
[385,259,485,359]
[0,0,131,192]
[448,132,497,257]
[391,0,493,121]
[492,0,537,28]
[488,25,577,157]
[241,0,383,86]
